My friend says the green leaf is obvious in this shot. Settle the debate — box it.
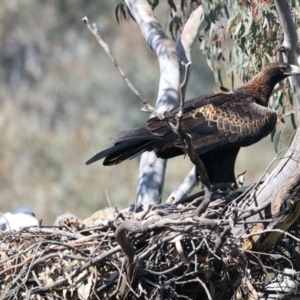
[226,64,238,74]
[273,90,283,110]
[264,52,272,62]
[224,6,230,19]
[262,17,269,29]
[218,69,224,87]
[291,113,297,130]
[274,130,282,153]
[169,19,174,40]
[180,0,185,12]
[228,14,240,32]
[287,87,294,106]
[271,127,276,142]
[120,3,127,20]
[199,40,206,51]
[168,0,177,12]
[115,3,120,24]
[288,130,297,147]
[151,0,159,10]
[283,111,292,117]
[234,22,242,37]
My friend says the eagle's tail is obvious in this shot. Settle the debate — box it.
[86,127,164,166]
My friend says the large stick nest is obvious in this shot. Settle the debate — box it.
[1,187,300,300]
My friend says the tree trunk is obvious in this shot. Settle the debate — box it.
[231,129,300,251]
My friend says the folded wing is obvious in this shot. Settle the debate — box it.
[147,93,277,158]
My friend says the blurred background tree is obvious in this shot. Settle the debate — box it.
[0,0,287,224]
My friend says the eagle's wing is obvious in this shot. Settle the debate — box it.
[147,93,277,155]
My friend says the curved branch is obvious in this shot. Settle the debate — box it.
[167,167,197,203]
[176,5,206,95]
[124,0,180,113]
[168,5,208,203]
[124,0,180,207]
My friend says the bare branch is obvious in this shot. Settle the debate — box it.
[166,167,198,203]
[124,0,180,113]
[168,5,207,203]
[30,245,121,293]
[176,5,206,95]
[82,16,164,121]
[170,61,211,215]
[123,0,181,207]
[176,277,212,300]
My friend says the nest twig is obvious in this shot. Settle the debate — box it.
[1,187,300,300]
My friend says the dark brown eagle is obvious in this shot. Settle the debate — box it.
[86,63,300,185]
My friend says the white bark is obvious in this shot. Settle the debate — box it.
[132,3,207,206]
[124,0,180,111]
[166,166,197,203]
[167,6,207,203]
[125,2,207,207]
[176,5,207,94]
[124,0,180,207]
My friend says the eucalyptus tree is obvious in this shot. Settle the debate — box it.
[86,1,300,297]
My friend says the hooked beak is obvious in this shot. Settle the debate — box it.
[285,64,300,75]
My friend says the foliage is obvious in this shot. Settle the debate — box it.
[198,0,300,146]
[2,0,295,223]
[115,0,300,151]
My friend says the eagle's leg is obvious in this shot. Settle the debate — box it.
[199,147,240,188]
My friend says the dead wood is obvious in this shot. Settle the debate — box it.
[1,185,300,300]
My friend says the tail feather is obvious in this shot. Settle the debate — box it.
[86,127,164,166]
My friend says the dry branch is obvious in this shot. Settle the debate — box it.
[2,192,300,299]
[123,0,181,207]
[83,7,212,213]
[74,1,300,299]
[82,17,164,121]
